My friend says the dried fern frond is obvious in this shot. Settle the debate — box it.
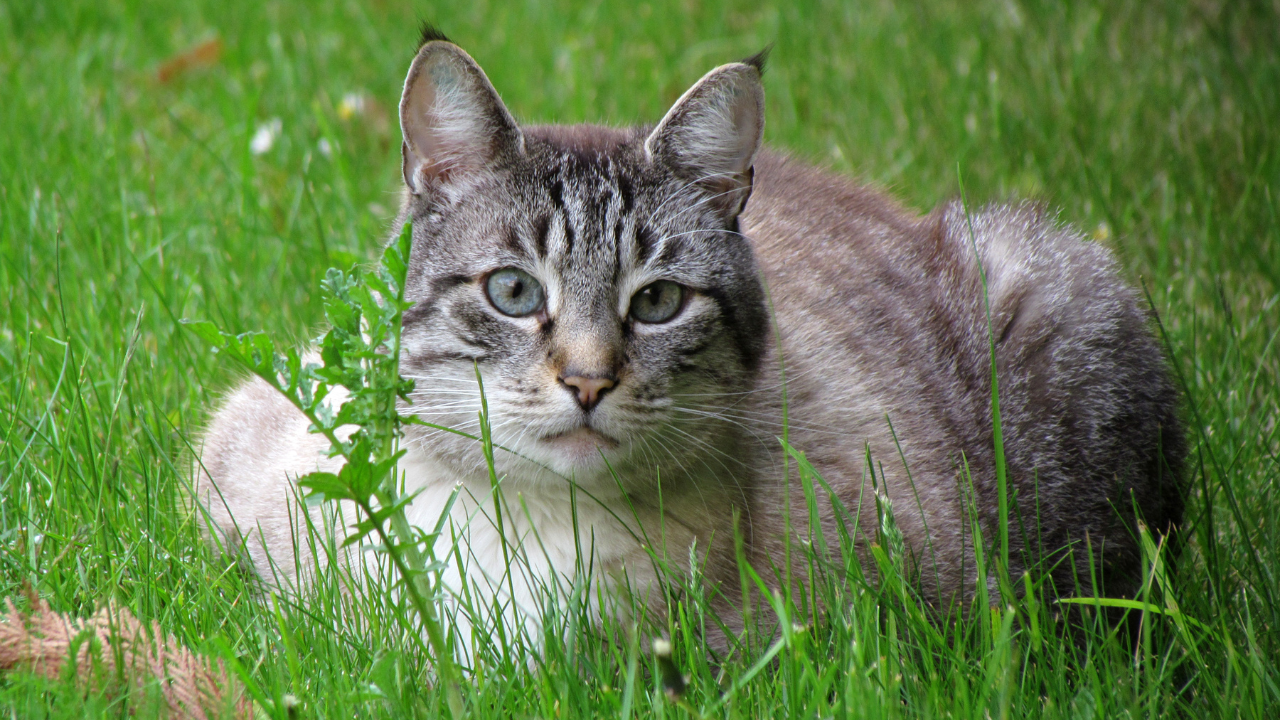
[0,596,254,719]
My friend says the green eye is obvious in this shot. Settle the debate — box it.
[485,268,545,317]
[629,281,685,324]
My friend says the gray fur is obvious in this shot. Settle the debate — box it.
[195,41,1184,652]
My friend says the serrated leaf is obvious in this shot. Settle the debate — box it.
[382,223,412,285]
[298,471,352,502]
[325,295,361,335]
[342,520,380,547]
[321,266,355,298]
[247,334,277,374]
[348,284,380,319]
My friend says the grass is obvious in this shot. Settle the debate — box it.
[1,0,1278,716]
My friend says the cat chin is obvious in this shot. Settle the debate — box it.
[530,427,621,474]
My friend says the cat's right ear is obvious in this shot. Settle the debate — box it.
[399,41,523,196]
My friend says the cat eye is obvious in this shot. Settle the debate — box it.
[629,281,685,324]
[485,267,545,317]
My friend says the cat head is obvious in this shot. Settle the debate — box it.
[396,40,769,493]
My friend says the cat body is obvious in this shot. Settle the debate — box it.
[195,40,1183,655]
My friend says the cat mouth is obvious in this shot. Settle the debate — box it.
[539,427,620,453]
[529,426,626,477]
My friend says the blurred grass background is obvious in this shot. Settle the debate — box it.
[1,0,1278,717]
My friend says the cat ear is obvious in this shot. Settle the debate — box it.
[399,41,523,195]
[644,60,765,220]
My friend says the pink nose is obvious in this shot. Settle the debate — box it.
[559,375,616,411]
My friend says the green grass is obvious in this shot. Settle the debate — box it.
[2,0,1278,717]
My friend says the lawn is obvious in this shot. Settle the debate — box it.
[2,0,1278,717]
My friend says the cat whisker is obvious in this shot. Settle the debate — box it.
[657,227,752,243]
[646,190,753,272]
[406,399,483,408]
[403,373,483,382]
[678,403,849,436]
[662,422,750,471]
[643,431,692,485]
[669,407,775,448]
[669,367,821,399]
[404,406,481,417]
[644,170,741,226]
[634,435,661,473]
[651,184,750,234]
[648,424,748,518]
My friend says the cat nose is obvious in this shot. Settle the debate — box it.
[558,373,616,411]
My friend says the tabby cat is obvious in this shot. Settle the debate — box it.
[195,34,1184,655]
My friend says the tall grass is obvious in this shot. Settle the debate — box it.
[2,0,1277,717]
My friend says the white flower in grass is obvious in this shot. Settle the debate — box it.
[250,118,282,155]
[338,92,368,120]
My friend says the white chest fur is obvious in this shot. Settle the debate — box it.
[387,450,665,662]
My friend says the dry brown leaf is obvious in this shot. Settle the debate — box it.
[157,38,223,83]
[0,596,253,719]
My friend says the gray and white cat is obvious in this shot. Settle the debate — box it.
[195,36,1184,654]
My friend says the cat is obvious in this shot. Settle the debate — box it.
[194,33,1185,657]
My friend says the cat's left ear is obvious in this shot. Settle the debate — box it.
[644,58,765,222]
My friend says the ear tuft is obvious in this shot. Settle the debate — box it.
[399,42,522,195]
[417,23,451,48]
[740,44,771,75]
[644,62,765,222]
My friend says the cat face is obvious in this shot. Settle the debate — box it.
[395,42,769,493]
